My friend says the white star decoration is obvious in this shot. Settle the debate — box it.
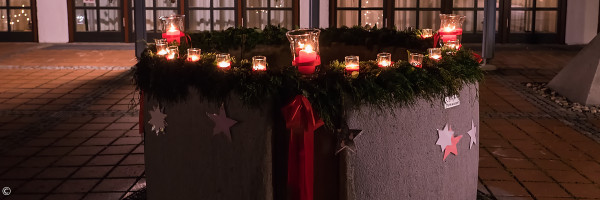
[467,120,477,149]
[206,104,238,142]
[436,124,453,152]
[148,105,167,135]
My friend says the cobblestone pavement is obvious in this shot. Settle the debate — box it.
[0,43,599,199]
[478,45,600,199]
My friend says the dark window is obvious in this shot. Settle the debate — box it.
[0,0,33,32]
[243,0,293,29]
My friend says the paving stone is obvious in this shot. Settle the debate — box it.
[87,155,125,166]
[484,181,530,197]
[36,167,78,179]
[71,166,113,178]
[17,179,62,193]
[521,182,571,198]
[55,179,99,193]
[108,165,145,178]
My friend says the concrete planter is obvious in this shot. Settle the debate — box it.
[144,85,479,199]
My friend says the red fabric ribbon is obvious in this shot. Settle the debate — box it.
[282,95,324,200]
[139,91,144,135]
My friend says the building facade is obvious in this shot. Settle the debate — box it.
[3,0,599,44]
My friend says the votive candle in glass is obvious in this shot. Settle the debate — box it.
[187,48,201,62]
[252,56,267,71]
[345,55,360,72]
[445,40,461,51]
[409,53,424,68]
[216,53,231,70]
[155,39,168,56]
[428,48,442,60]
[166,46,178,60]
[421,29,433,38]
[377,52,392,68]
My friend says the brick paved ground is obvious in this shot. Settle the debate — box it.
[0,43,599,199]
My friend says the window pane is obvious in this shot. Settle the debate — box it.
[476,10,498,32]
[361,10,383,27]
[271,0,291,8]
[0,9,8,31]
[536,0,557,8]
[9,0,30,6]
[246,10,267,29]
[189,10,210,31]
[157,0,178,7]
[156,9,177,32]
[0,1,5,6]
[271,10,292,29]
[510,10,532,32]
[9,8,30,31]
[361,0,383,8]
[419,0,440,8]
[419,11,439,29]
[395,0,416,8]
[189,0,208,7]
[130,0,154,7]
[453,10,474,32]
[75,0,96,7]
[511,0,533,8]
[394,11,416,30]
[129,10,154,32]
[99,0,118,7]
[454,0,474,8]
[99,9,120,31]
[214,0,234,7]
[477,0,499,8]
[337,10,358,27]
[214,10,235,30]
[75,9,98,32]
[535,11,556,33]
[247,0,267,7]
[338,0,358,7]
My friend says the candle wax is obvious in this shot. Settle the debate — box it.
[188,55,200,62]
[253,64,266,71]
[345,64,359,72]
[218,61,231,68]
[157,50,168,55]
[430,55,441,60]
[378,61,390,67]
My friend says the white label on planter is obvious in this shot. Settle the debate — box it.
[444,95,460,109]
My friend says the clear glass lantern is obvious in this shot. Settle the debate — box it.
[377,52,392,68]
[216,53,231,70]
[155,38,168,56]
[160,14,185,43]
[345,55,360,72]
[286,29,321,75]
[421,29,433,38]
[428,48,442,60]
[409,53,424,68]
[167,46,179,60]
[252,56,267,71]
[187,48,201,62]
[439,14,466,43]
[444,40,461,51]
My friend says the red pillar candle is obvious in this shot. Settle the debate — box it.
[345,55,360,73]
[286,29,321,75]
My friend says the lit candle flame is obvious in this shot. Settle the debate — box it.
[430,55,441,60]
[378,60,390,67]
[302,44,314,53]
[157,50,168,55]
[189,55,200,62]
[218,61,231,68]
[253,64,266,71]
[443,26,455,32]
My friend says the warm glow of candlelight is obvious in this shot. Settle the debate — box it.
[302,44,314,53]
[430,55,441,60]
[345,64,359,71]
[168,24,177,32]
[157,50,168,56]
[189,55,200,62]
[218,61,231,68]
[378,60,390,67]
[253,64,266,71]
[167,54,175,60]
[443,26,455,32]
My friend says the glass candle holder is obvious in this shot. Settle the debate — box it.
[377,52,392,68]
[286,29,321,75]
[160,14,185,43]
[444,40,461,51]
[345,55,360,72]
[155,39,168,56]
[252,56,267,71]
[166,46,178,60]
[421,29,433,38]
[409,53,424,68]
[187,48,201,62]
[428,48,442,60]
[216,53,231,70]
[439,14,466,43]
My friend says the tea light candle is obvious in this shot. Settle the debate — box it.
[252,56,267,71]
[216,53,231,70]
[155,39,168,56]
[166,46,178,60]
[409,53,424,68]
[421,29,433,38]
[445,40,461,51]
[428,48,442,60]
[187,48,201,62]
[377,52,392,68]
[345,55,360,72]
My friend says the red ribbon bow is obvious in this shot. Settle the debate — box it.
[281,95,324,200]
[433,32,440,48]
